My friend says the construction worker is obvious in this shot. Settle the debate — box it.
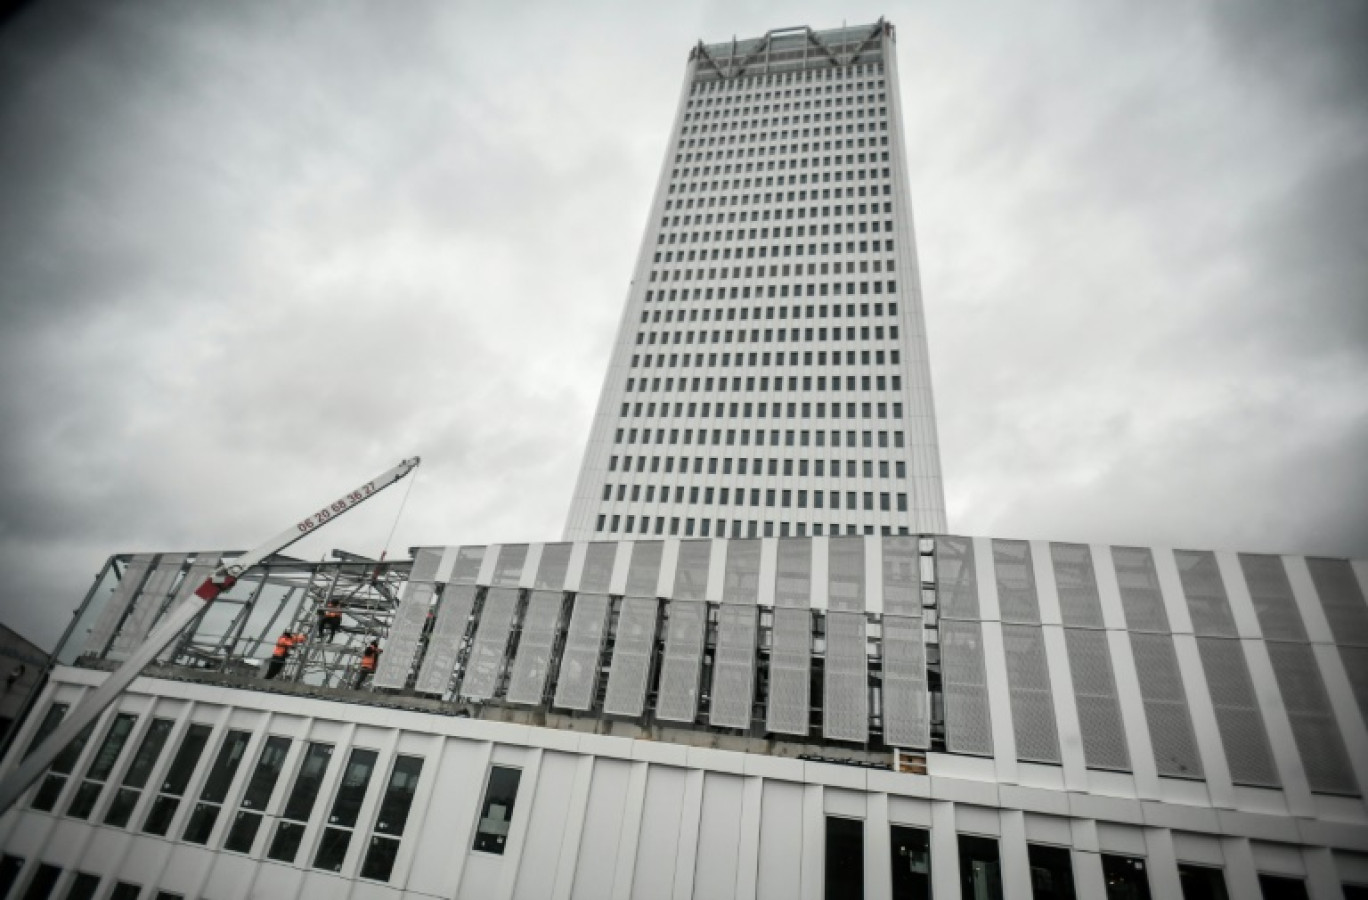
[317,599,342,642]
[355,639,381,689]
[265,630,304,680]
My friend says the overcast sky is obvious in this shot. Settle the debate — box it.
[1,1,1365,649]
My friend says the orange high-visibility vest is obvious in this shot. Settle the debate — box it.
[360,647,379,671]
[272,634,298,658]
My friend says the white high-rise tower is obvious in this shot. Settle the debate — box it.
[565,20,946,541]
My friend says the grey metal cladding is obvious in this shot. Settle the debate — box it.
[109,554,189,660]
[656,600,707,722]
[722,539,762,604]
[155,554,223,663]
[1128,632,1203,779]
[1051,543,1105,628]
[766,606,812,735]
[1266,640,1360,795]
[709,604,757,729]
[775,538,812,608]
[1306,557,1368,647]
[939,618,993,755]
[408,548,445,583]
[673,540,712,601]
[882,536,922,618]
[993,540,1040,625]
[506,590,564,706]
[828,537,866,613]
[1195,637,1279,787]
[580,542,618,594]
[85,554,157,656]
[459,587,521,701]
[1002,624,1060,763]
[1112,547,1171,633]
[602,596,659,717]
[553,593,611,711]
[823,611,869,742]
[1339,645,1368,726]
[451,546,485,585]
[535,543,573,590]
[1238,554,1307,642]
[1063,628,1130,771]
[882,615,928,748]
[1175,550,1237,637]
[936,536,979,620]
[625,542,663,597]
[372,581,437,690]
[493,544,529,586]
[415,584,478,695]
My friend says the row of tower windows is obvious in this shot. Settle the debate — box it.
[640,301,898,323]
[660,218,893,242]
[683,106,886,137]
[602,485,911,512]
[689,65,884,98]
[625,373,904,395]
[631,348,902,369]
[614,420,907,447]
[651,260,894,283]
[673,174,890,200]
[674,150,889,183]
[680,126,888,154]
[596,515,908,539]
[687,79,884,111]
[621,395,906,420]
[676,134,887,168]
[637,324,900,346]
[643,281,897,304]
[609,453,909,476]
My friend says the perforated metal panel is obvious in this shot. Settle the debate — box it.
[882,615,928,748]
[85,554,156,656]
[625,542,663,597]
[415,584,477,695]
[993,541,1040,625]
[1128,632,1203,778]
[656,600,707,722]
[553,593,611,711]
[1266,640,1359,795]
[372,581,437,690]
[775,538,812,608]
[709,604,757,729]
[506,590,564,706]
[828,537,866,613]
[1307,557,1368,647]
[580,543,617,594]
[154,554,223,663]
[1051,543,1105,628]
[451,546,485,584]
[459,587,521,700]
[1339,645,1368,726]
[766,607,811,735]
[722,540,761,604]
[1112,547,1170,633]
[493,544,529,586]
[882,536,922,618]
[1196,637,1278,787]
[823,611,868,742]
[1002,624,1060,763]
[1238,553,1307,642]
[535,543,572,590]
[1175,550,1236,637]
[939,619,993,756]
[602,596,659,717]
[408,548,444,583]
[109,554,188,661]
[674,540,712,601]
[936,536,979,620]
[1064,628,1130,771]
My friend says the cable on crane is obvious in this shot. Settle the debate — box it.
[373,459,419,576]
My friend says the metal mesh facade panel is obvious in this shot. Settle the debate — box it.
[580,543,617,594]
[493,544,528,586]
[625,542,663,597]
[553,593,610,711]
[1238,553,1307,641]
[993,540,1040,625]
[823,611,868,742]
[940,619,993,756]
[882,615,928,748]
[1176,550,1237,637]
[85,555,156,656]
[775,538,812,608]
[709,605,757,729]
[766,607,811,735]
[722,540,761,604]
[936,536,979,620]
[1002,624,1060,763]
[828,537,866,613]
[1196,637,1279,787]
[451,546,485,584]
[408,548,444,584]
[1051,543,1105,628]
[673,540,712,601]
[506,590,564,706]
[656,600,707,722]
[1306,557,1368,646]
[373,581,437,691]
[1064,628,1130,771]
[1113,547,1170,633]
[460,587,520,700]
[602,596,659,717]
[534,543,572,590]
[882,536,922,618]
[1266,641,1360,795]
[1339,645,1368,726]
[109,554,188,660]
[415,584,477,695]
[154,555,222,663]
[1128,632,1203,778]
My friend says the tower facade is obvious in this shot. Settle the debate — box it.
[564,21,947,542]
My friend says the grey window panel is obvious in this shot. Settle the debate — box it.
[709,605,757,729]
[1266,641,1360,795]
[766,607,812,735]
[722,540,762,605]
[1338,645,1368,726]
[625,541,663,597]
[823,611,869,743]
[1064,628,1130,771]
[1002,624,1061,763]
[1051,543,1105,628]
[936,536,979,621]
[993,540,1040,625]
[656,600,707,722]
[86,554,155,655]
[1128,632,1203,778]
[553,593,611,711]
[882,536,922,619]
[882,615,928,749]
[492,545,529,586]
[580,542,617,594]
[372,581,437,690]
[1195,637,1278,787]
[535,543,573,590]
[673,540,712,601]
[1112,547,1171,633]
[154,554,223,663]
[602,597,659,717]
[451,546,485,585]
[828,537,866,613]
[1175,550,1237,637]
[1306,557,1368,647]
[1238,554,1307,642]
[506,590,565,706]
[415,584,478,695]
[775,538,812,608]
[408,548,445,584]
[460,587,521,700]
[109,554,189,661]
[940,619,993,756]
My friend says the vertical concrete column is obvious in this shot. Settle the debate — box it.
[549,754,596,900]
[800,783,825,900]
[1141,826,1182,899]
[1219,836,1262,900]
[930,800,960,900]
[671,768,705,900]
[1302,846,1343,900]
[733,775,764,900]
[864,791,892,900]
[610,761,650,900]
[998,809,1031,900]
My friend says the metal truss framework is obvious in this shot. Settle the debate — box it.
[691,19,889,81]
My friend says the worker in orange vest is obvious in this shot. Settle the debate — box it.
[265,630,304,680]
[317,599,342,642]
[355,639,382,689]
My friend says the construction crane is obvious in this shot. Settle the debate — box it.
[0,456,421,816]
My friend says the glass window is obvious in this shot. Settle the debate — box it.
[267,742,334,863]
[1028,844,1076,900]
[889,825,930,899]
[66,713,137,820]
[1257,874,1309,900]
[312,748,379,872]
[182,729,251,844]
[1102,854,1151,900]
[958,835,1003,900]
[1178,864,1229,900]
[141,723,211,836]
[21,863,60,899]
[825,816,864,900]
[361,755,425,882]
[22,704,66,759]
[30,718,96,812]
[109,884,142,900]
[63,872,102,900]
[103,718,173,828]
[473,766,522,855]
[224,736,291,854]
[0,855,23,898]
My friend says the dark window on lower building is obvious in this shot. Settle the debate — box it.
[1102,854,1151,900]
[473,766,522,855]
[824,816,863,900]
[267,742,334,863]
[0,855,23,897]
[312,748,379,872]
[108,884,142,900]
[141,723,212,836]
[958,835,1003,900]
[1028,844,1076,900]
[182,729,251,844]
[22,705,66,759]
[1178,865,1229,900]
[360,755,425,882]
[889,825,930,899]
[21,863,60,900]
[104,718,173,828]
[67,713,137,819]
[224,736,291,854]
[63,872,102,900]
[1257,874,1309,900]
[30,719,96,812]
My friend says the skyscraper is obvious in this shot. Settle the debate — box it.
[565,20,947,542]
